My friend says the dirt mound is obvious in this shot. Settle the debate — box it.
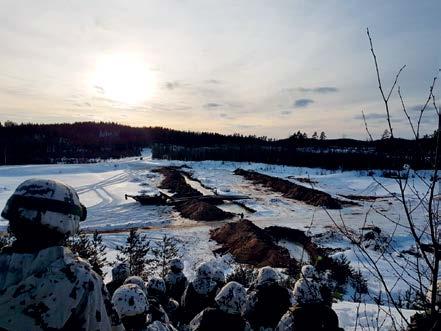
[154,167,202,198]
[176,200,234,221]
[234,168,342,209]
[210,220,297,268]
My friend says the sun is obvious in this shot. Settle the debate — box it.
[91,53,156,105]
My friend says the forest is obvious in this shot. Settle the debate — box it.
[0,121,438,170]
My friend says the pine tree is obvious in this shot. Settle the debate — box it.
[150,234,180,278]
[66,230,108,276]
[312,131,318,139]
[381,129,391,140]
[319,131,327,140]
[116,229,150,278]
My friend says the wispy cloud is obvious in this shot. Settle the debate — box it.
[164,81,182,90]
[353,113,386,121]
[297,86,339,94]
[294,98,314,108]
[281,110,292,115]
[204,102,222,108]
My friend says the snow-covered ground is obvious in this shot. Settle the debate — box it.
[1,150,435,329]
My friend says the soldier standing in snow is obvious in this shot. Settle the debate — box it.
[244,266,292,331]
[189,281,251,331]
[276,265,342,331]
[0,179,123,331]
[164,258,188,302]
[107,262,130,296]
[146,277,179,324]
[112,283,176,331]
[181,262,220,324]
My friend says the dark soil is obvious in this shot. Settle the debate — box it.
[154,167,202,198]
[153,167,233,221]
[176,200,234,221]
[210,220,297,269]
[234,168,343,209]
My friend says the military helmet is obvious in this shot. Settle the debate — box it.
[169,258,184,272]
[112,262,130,282]
[215,281,247,314]
[124,276,147,294]
[196,262,214,279]
[212,268,225,283]
[1,178,86,235]
[112,284,149,318]
[147,277,166,295]
[257,266,279,285]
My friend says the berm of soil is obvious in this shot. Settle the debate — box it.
[234,168,342,209]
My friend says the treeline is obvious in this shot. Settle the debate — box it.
[0,121,438,170]
[0,121,266,165]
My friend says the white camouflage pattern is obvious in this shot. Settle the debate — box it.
[0,246,121,330]
[124,276,147,294]
[292,265,322,304]
[169,258,184,271]
[1,178,83,235]
[215,281,247,314]
[112,283,149,318]
[257,266,279,286]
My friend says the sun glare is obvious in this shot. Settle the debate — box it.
[91,53,155,105]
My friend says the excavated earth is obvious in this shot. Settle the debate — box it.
[210,220,298,269]
[176,199,234,221]
[211,220,350,277]
[153,167,233,221]
[234,168,343,209]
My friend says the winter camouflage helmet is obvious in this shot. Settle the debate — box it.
[215,281,247,314]
[112,284,149,318]
[112,262,130,282]
[257,266,279,285]
[196,262,214,279]
[301,265,316,278]
[213,268,225,283]
[147,277,166,295]
[169,258,184,272]
[124,276,147,294]
[1,178,86,235]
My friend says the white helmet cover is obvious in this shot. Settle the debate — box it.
[257,266,279,285]
[213,268,225,283]
[169,258,184,271]
[124,276,147,294]
[147,277,166,295]
[215,281,247,314]
[1,179,86,235]
[196,262,214,279]
[112,263,130,282]
[112,284,149,318]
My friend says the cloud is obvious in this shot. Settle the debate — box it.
[291,86,339,94]
[353,113,386,121]
[294,98,314,108]
[408,104,435,112]
[281,110,292,115]
[204,102,222,108]
[164,81,182,90]
[94,85,105,94]
[205,79,221,84]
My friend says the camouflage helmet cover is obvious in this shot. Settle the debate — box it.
[1,178,87,235]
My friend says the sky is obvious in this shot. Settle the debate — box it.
[0,0,440,139]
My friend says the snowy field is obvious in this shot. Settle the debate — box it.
[1,149,435,329]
